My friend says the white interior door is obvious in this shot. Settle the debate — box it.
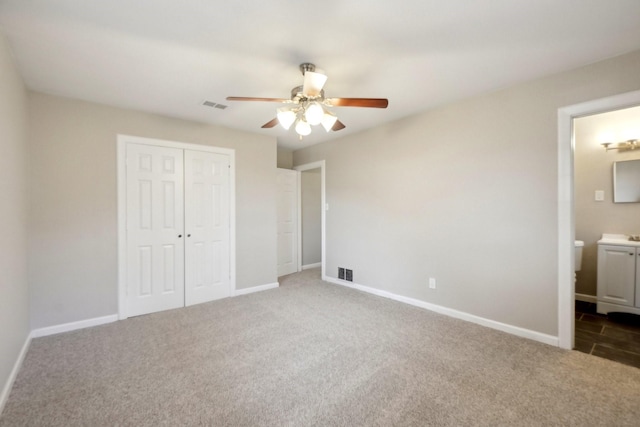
[277,168,298,277]
[184,150,230,305]
[126,143,185,317]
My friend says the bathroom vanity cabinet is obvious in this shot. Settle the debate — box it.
[597,234,640,315]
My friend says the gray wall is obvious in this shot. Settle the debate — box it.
[301,169,322,266]
[277,147,293,169]
[575,106,640,296]
[294,50,640,336]
[0,34,29,405]
[28,92,277,329]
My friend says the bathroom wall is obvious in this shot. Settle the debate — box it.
[575,106,640,297]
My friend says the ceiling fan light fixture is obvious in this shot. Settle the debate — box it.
[302,71,328,97]
[321,111,338,132]
[226,63,388,140]
[295,119,312,136]
[305,102,324,125]
[276,107,296,130]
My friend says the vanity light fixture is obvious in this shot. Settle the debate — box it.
[601,139,639,152]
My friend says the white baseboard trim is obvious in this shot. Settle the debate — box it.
[31,314,118,339]
[302,262,322,270]
[325,277,559,347]
[575,293,597,303]
[235,282,279,296]
[0,331,32,415]
[3,314,119,411]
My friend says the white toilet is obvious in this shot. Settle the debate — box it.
[575,240,584,271]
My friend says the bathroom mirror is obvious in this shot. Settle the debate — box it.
[613,159,640,203]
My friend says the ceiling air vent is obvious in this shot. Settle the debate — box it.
[202,100,228,109]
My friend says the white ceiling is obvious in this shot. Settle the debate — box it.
[2,1,640,150]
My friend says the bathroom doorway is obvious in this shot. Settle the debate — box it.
[558,89,640,353]
[572,106,640,367]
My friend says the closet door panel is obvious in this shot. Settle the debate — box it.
[184,150,231,306]
[126,143,185,316]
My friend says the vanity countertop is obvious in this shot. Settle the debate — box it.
[597,233,640,247]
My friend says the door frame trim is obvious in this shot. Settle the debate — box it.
[557,89,640,349]
[294,161,326,280]
[117,134,236,320]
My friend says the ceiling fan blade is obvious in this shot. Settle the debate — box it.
[326,98,389,108]
[302,71,328,97]
[261,117,279,128]
[332,120,346,131]
[226,96,290,103]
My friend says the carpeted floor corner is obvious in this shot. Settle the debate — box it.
[1,268,639,426]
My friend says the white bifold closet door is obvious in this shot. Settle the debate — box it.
[126,142,230,317]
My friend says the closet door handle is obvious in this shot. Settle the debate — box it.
[187,234,191,237]
[178,234,183,238]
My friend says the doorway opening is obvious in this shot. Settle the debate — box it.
[557,89,640,350]
[294,161,326,280]
[572,106,640,367]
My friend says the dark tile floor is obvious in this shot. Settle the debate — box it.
[574,301,640,369]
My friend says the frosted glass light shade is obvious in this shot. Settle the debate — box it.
[277,108,296,130]
[321,111,338,132]
[295,119,311,136]
[302,71,328,97]
[305,102,324,125]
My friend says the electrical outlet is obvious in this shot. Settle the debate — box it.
[345,269,353,282]
[429,278,436,289]
[338,267,345,280]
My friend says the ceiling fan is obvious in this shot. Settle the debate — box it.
[226,63,388,139]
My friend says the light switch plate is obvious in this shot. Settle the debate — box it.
[595,190,604,201]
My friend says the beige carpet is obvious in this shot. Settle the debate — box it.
[1,268,639,426]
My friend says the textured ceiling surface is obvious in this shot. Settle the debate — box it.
[2,1,640,149]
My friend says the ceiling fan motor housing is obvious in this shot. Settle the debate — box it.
[299,63,316,75]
